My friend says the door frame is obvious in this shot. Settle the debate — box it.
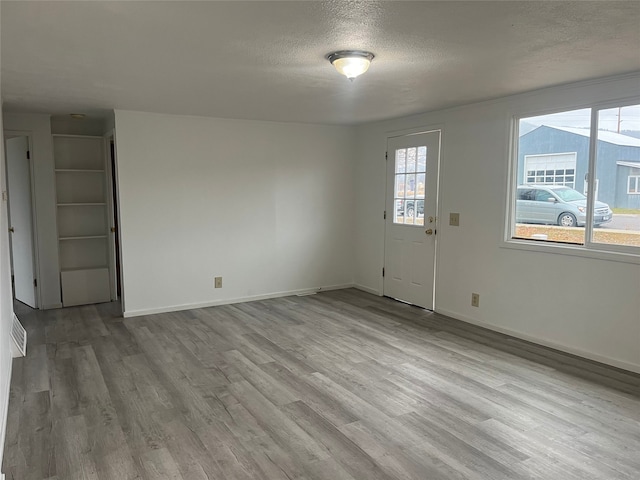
[382,125,444,310]
[104,128,125,314]
[3,131,41,309]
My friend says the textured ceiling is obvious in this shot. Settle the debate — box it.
[2,1,639,125]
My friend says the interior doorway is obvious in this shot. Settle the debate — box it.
[105,133,122,304]
[384,130,441,310]
[4,134,39,308]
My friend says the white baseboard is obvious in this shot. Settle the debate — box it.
[354,284,382,296]
[435,307,640,375]
[123,283,355,318]
[43,303,63,310]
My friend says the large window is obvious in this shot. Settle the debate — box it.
[510,102,640,253]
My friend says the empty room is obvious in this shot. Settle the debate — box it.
[1,1,639,479]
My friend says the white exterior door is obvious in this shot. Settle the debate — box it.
[5,136,37,308]
[384,131,440,309]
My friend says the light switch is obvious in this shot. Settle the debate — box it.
[449,212,460,226]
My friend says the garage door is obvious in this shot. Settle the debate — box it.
[524,153,577,188]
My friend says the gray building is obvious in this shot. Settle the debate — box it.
[519,125,640,209]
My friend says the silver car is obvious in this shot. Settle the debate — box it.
[516,185,612,227]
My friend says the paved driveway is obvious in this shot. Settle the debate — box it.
[601,214,640,231]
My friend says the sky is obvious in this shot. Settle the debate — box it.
[524,104,640,133]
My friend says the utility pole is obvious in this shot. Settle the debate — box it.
[617,106,622,133]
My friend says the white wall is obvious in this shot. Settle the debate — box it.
[3,113,61,309]
[1,110,16,473]
[354,73,640,373]
[114,110,355,316]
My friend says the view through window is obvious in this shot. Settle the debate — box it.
[513,104,640,249]
[393,146,427,226]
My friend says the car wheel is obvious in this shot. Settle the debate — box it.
[558,212,577,227]
[406,207,414,217]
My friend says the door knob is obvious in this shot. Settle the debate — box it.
[9,227,14,233]
[425,229,433,235]
[428,216,434,223]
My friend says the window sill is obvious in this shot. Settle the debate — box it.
[501,237,640,264]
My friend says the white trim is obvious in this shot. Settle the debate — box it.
[123,283,355,318]
[0,359,13,474]
[435,307,640,375]
[383,126,443,311]
[42,303,63,310]
[584,108,598,249]
[51,134,104,139]
[617,161,640,169]
[103,130,118,303]
[110,128,126,314]
[354,284,381,296]
[501,237,640,264]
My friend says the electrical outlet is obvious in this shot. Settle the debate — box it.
[214,277,222,288]
[471,293,480,307]
[449,212,460,226]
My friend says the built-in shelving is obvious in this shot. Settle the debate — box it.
[57,203,106,206]
[54,135,111,307]
[60,265,109,273]
[59,235,107,241]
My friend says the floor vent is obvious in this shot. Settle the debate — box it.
[11,313,27,357]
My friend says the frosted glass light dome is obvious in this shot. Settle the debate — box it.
[327,51,374,81]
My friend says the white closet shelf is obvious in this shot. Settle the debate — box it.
[57,202,106,206]
[55,168,105,172]
[59,235,107,241]
[60,266,108,273]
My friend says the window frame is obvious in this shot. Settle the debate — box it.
[504,97,640,262]
[628,175,640,195]
[392,145,427,226]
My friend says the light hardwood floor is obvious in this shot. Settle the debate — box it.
[3,289,640,479]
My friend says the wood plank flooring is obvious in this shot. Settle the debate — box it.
[3,288,640,480]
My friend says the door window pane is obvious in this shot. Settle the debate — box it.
[416,173,426,198]
[395,175,405,198]
[393,146,428,225]
[417,146,427,172]
[395,149,406,173]
[405,174,416,198]
[406,148,416,173]
[394,199,404,223]
[415,200,425,226]
[590,105,640,247]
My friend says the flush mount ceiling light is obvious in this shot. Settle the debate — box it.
[327,50,374,81]
[69,113,86,120]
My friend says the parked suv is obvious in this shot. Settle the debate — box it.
[516,185,612,227]
[397,199,424,218]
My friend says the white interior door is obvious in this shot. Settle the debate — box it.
[384,131,440,309]
[5,136,37,308]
